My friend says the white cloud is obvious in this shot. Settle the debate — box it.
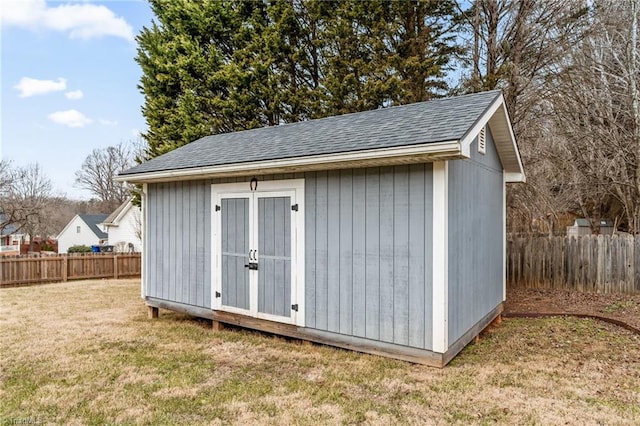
[65,90,84,100]
[48,109,92,128]
[14,77,67,97]
[1,0,134,42]
[99,119,118,126]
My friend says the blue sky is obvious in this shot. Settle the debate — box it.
[1,0,154,199]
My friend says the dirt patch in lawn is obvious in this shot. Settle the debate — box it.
[505,287,640,331]
[1,280,639,425]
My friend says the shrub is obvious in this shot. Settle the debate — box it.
[41,243,55,252]
[68,245,92,253]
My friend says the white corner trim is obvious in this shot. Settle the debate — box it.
[502,174,507,302]
[432,161,449,353]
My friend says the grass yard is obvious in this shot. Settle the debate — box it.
[1,280,639,425]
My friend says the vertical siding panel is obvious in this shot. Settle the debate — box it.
[379,167,395,343]
[352,168,367,338]
[365,168,380,340]
[393,166,410,345]
[424,163,434,349]
[176,182,186,304]
[184,183,192,304]
[189,183,198,306]
[327,170,340,333]
[162,183,170,300]
[148,184,158,298]
[164,182,176,300]
[170,183,177,303]
[315,171,329,330]
[305,173,317,328]
[274,197,286,315]
[204,180,212,308]
[339,170,353,335]
[196,183,205,306]
[408,164,426,348]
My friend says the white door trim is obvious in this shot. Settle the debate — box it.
[211,179,305,326]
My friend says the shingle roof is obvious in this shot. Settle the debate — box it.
[0,215,19,236]
[79,214,108,239]
[102,198,132,227]
[121,90,503,177]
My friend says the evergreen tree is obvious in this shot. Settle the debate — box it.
[136,0,461,161]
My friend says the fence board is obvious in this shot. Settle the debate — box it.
[507,235,639,294]
[0,253,141,287]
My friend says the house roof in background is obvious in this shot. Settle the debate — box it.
[102,198,133,227]
[78,214,108,239]
[1,214,20,236]
[118,90,525,183]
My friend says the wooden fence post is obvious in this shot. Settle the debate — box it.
[113,254,118,279]
[62,255,68,282]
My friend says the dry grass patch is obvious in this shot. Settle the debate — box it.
[1,279,639,425]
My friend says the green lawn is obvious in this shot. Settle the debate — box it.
[1,279,639,425]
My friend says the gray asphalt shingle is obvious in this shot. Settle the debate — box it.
[120,90,502,176]
[79,214,108,239]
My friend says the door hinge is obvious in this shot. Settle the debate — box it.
[215,291,221,298]
[215,205,221,211]
[291,304,298,312]
[291,204,298,211]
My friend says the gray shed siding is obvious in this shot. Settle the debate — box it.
[304,165,434,350]
[145,166,435,351]
[447,128,504,343]
[147,180,212,308]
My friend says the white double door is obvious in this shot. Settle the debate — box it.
[212,180,304,326]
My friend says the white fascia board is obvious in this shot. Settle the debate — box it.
[499,100,526,179]
[112,200,133,225]
[460,95,526,181]
[505,172,526,183]
[459,95,504,157]
[115,140,461,184]
[432,161,449,354]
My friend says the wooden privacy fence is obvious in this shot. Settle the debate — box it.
[0,253,141,287]
[508,235,640,294]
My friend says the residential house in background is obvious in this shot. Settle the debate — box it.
[57,214,108,253]
[101,198,142,252]
[0,220,24,255]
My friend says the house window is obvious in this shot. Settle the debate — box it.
[76,226,81,233]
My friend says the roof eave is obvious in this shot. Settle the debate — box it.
[459,93,526,181]
[116,140,462,184]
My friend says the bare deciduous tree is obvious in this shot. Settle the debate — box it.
[546,0,640,233]
[75,142,135,211]
[0,163,53,249]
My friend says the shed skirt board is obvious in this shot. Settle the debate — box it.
[212,180,305,326]
[143,298,503,367]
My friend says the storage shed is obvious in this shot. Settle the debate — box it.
[566,218,614,237]
[118,90,525,367]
